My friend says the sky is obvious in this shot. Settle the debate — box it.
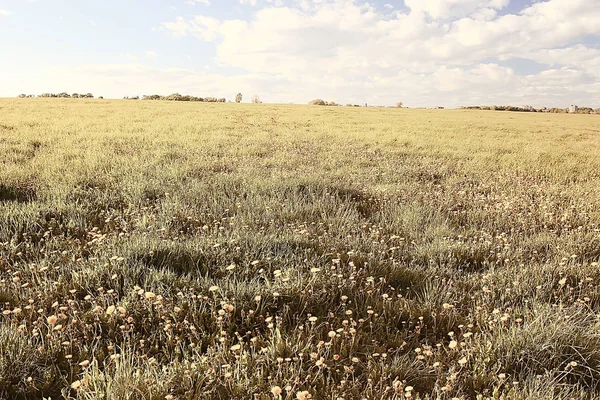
[0,0,599,108]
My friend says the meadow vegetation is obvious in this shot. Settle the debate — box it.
[0,98,599,399]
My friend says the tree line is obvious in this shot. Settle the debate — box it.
[140,94,227,102]
[18,93,97,98]
[461,105,600,114]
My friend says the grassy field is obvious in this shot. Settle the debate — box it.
[1,99,600,400]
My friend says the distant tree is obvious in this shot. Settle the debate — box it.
[309,99,326,106]
[235,93,242,103]
[595,108,600,114]
[17,94,27,98]
[72,93,80,98]
[252,95,262,104]
[166,93,183,101]
[396,102,403,108]
[98,96,104,99]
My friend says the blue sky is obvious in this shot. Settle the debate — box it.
[0,0,599,107]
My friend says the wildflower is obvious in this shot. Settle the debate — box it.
[209,286,219,292]
[230,344,241,351]
[458,357,468,365]
[448,340,458,349]
[328,331,336,338]
[47,315,58,325]
[106,305,116,315]
[297,391,312,400]
[559,278,567,286]
[71,380,82,390]
[272,386,282,396]
[145,292,156,299]
[79,360,90,367]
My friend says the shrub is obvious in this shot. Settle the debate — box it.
[397,102,403,108]
[309,99,326,106]
[235,93,242,103]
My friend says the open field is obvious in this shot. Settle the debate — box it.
[1,99,600,399]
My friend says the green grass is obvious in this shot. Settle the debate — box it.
[1,98,599,399]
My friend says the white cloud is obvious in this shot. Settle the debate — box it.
[0,9,11,16]
[158,0,600,107]
[4,0,598,107]
[404,0,509,20]
[186,0,210,5]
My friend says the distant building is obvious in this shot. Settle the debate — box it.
[569,105,579,113]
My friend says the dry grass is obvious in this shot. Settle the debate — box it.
[0,98,599,399]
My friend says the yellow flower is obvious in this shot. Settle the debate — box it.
[297,391,312,400]
[271,386,282,396]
